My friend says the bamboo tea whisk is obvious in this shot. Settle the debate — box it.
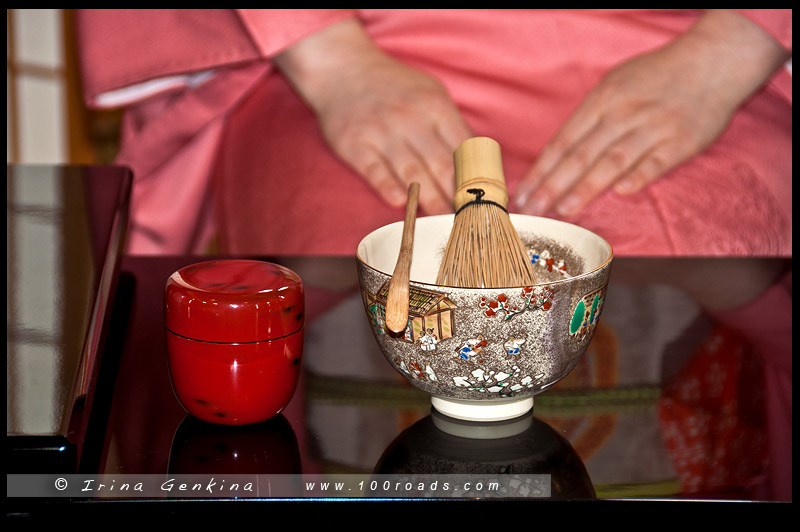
[436,137,538,288]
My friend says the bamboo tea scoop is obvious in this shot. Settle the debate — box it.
[385,181,420,333]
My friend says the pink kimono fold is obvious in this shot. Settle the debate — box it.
[76,9,792,257]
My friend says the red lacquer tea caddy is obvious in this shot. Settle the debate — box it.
[165,260,304,425]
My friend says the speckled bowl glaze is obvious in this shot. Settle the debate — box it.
[356,214,612,422]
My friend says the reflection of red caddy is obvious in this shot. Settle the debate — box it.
[165,260,304,425]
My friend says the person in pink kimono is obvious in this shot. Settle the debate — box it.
[76,9,791,257]
[75,9,791,500]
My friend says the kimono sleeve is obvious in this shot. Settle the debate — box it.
[733,9,791,51]
[76,9,356,109]
[733,9,792,104]
[235,9,357,57]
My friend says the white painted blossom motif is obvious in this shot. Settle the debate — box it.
[425,363,438,382]
[452,366,520,393]
[395,357,438,383]
[527,248,570,278]
[451,366,547,396]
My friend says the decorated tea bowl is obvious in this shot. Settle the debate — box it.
[356,214,612,422]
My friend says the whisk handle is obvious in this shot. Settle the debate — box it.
[453,137,509,211]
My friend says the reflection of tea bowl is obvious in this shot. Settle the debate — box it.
[356,214,612,422]
[373,410,595,499]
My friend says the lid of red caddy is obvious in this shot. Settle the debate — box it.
[165,260,304,343]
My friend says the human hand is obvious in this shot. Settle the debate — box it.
[275,18,472,214]
[515,9,791,218]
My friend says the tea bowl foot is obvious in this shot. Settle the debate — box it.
[431,396,533,423]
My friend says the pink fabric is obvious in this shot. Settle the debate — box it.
[734,9,792,104]
[78,10,262,104]
[76,9,353,254]
[735,9,792,50]
[217,9,792,256]
[113,63,270,253]
[76,9,792,256]
[235,9,356,57]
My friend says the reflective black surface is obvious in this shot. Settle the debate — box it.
[92,253,791,503]
[374,410,596,499]
[6,165,131,472]
[5,166,792,518]
[168,414,301,475]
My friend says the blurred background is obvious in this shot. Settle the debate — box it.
[7,9,120,166]
[7,9,125,447]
